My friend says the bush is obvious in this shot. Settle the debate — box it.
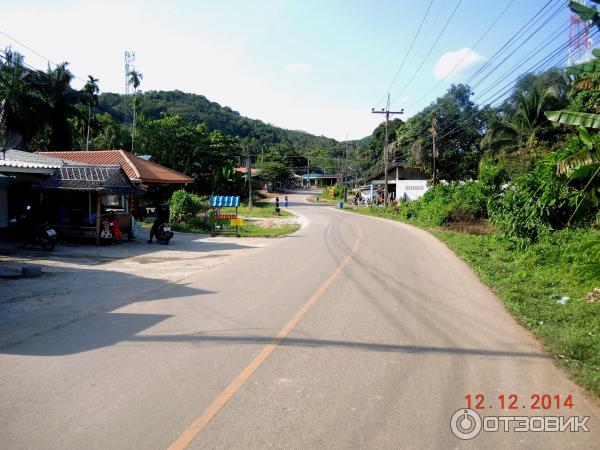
[401,182,488,227]
[488,150,578,242]
[169,190,207,223]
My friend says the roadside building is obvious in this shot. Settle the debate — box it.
[364,163,428,202]
[301,173,341,188]
[0,149,78,229]
[37,150,193,216]
[33,165,144,245]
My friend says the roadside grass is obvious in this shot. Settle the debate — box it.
[221,201,292,218]
[306,195,342,205]
[345,205,600,398]
[171,201,299,237]
[238,222,300,237]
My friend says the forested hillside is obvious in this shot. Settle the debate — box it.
[98,90,338,151]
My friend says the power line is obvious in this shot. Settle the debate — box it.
[374,0,435,108]
[406,0,516,110]
[418,25,597,152]
[0,28,88,84]
[462,0,564,88]
[390,0,463,106]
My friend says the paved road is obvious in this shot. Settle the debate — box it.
[1,192,598,449]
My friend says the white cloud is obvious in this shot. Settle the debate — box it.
[434,48,484,80]
[285,62,311,74]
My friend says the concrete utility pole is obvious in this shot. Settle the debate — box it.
[343,134,348,202]
[372,93,403,207]
[245,145,253,210]
[429,115,438,185]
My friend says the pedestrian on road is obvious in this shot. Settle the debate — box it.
[284,195,288,208]
[275,197,280,209]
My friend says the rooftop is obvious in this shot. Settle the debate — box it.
[0,149,74,171]
[34,165,144,195]
[37,150,193,184]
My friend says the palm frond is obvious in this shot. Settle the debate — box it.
[545,110,600,128]
[557,148,600,175]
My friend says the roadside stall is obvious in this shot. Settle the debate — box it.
[33,165,144,245]
[209,196,242,237]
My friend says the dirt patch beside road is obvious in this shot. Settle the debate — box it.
[0,229,274,349]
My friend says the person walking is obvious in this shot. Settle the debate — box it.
[275,197,280,209]
[284,195,289,208]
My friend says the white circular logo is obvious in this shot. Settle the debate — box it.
[450,408,482,440]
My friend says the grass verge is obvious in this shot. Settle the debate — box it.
[345,206,600,398]
[221,201,292,218]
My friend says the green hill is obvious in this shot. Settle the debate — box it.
[98,90,338,151]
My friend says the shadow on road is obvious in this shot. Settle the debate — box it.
[124,333,550,359]
[0,264,213,354]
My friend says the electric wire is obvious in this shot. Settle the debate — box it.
[374,0,435,108]
[390,0,464,106]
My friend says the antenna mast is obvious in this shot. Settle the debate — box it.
[568,0,592,66]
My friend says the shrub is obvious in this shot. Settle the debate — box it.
[401,182,488,227]
[169,190,207,223]
[488,147,585,242]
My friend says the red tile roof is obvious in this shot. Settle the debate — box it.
[37,150,193,184]
[234,166,258,174]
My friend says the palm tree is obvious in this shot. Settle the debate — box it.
[481,87,558,157]
[41,62,82,150]
[128,69,143,152]
[0,48,46,149]
[82,75,99,150]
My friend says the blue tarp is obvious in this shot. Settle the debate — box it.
[210,196,240,207]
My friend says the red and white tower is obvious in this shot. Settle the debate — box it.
[568,0,593,65]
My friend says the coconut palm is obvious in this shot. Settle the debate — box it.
[82,75,99,150]
[0,48,46,148]
[128,69,143,152]
[41,62,82,150]
[481,86,558,157]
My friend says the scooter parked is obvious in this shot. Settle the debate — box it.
[9,206,57,251]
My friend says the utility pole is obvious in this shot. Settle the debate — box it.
[371,93,403,207]
[306,151,310,189]
[245,145,253,209]
[429,115,438,185]
[343,134,348,202]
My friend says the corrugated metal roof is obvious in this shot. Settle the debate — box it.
[38,150,193,184]
[210,196,240,207]
[34,165,144,195]
[0,149,70,169]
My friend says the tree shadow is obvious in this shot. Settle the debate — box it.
[0,264,213,353]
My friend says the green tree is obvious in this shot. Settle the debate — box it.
[42,62,82,150]
[82,75,99,150]
[128,69,143,152]
[0,48,46,149]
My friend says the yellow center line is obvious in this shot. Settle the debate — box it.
[167,223,363,450]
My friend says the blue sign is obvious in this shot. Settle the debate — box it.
[209,196,240,207]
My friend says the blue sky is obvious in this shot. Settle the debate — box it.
[0,0,573,140]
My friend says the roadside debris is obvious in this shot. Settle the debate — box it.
[586,288,600,304]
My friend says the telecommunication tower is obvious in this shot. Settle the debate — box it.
[568,0,593,65]
[124,51,135,129]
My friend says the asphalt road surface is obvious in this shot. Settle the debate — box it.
[1,192,599,449]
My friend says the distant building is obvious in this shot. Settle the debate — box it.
[364,163,428,201]
[301,173,341,187]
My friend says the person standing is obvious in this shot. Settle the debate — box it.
[284,195,288,208]
[275,197,280,209]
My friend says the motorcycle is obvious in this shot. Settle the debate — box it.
[9,206,57,251]
[157,222,174,245]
